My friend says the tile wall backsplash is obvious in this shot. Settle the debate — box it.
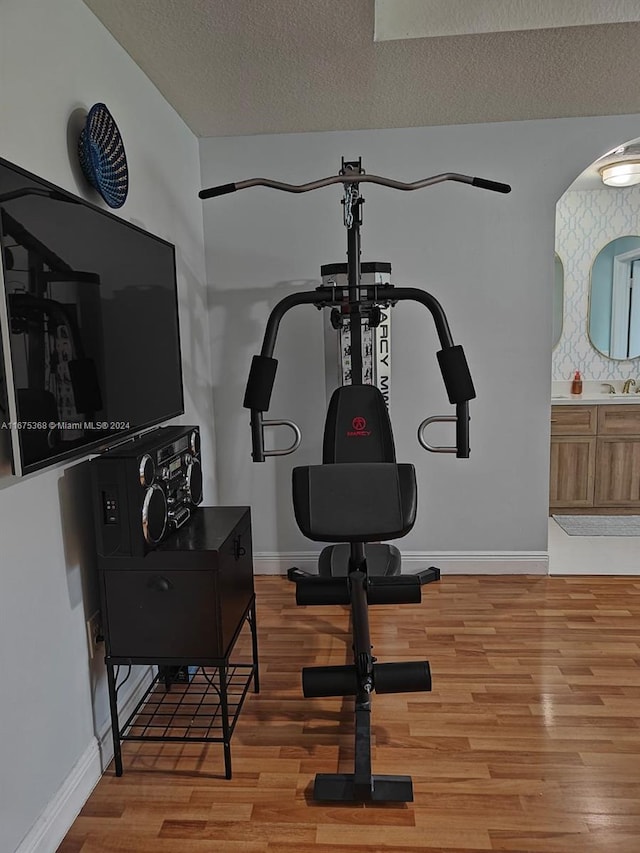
[553,186,640,381]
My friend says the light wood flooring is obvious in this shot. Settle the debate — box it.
[59,574,640,852]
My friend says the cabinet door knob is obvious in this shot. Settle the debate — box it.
[149,575,172,592]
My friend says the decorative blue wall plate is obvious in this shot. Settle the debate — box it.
[78,103,129,208]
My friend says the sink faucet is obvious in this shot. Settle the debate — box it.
[602,383,616,394]
[622,378,636,394]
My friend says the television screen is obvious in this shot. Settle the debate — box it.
[0,156,184,475]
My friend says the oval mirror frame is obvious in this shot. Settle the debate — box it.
[552,253,564,349]
[589,236,640,360]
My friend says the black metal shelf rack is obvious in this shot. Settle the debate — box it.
[99,506,259,779]
[120,663,255,744]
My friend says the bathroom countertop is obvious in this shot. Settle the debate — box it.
[551,395,640,404]
[551,380,640,403]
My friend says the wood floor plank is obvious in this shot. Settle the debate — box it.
[316,821,493,849]
[57,575,640,852]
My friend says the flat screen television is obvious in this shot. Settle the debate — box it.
[0,156,184,476]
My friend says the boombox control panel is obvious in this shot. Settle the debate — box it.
[91,425,203,558]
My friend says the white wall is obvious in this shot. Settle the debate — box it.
[0,2,210,851]
[200,116,640,566]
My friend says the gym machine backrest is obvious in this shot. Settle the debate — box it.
[319,383,400,578]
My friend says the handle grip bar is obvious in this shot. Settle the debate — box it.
[418,411,467,455]
[250,411,302,462]
[199,172,511,199]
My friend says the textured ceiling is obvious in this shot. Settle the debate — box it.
[82,0,640,138]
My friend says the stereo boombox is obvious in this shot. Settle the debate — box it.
[90,425,203,558]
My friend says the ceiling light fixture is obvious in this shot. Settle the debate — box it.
[599,161,640,187]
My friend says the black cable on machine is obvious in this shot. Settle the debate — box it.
[342,158,365,386]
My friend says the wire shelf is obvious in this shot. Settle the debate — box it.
[119,664,255,743]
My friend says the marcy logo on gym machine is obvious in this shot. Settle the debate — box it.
[347,416,371,437]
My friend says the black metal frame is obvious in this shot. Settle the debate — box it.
[313,556,412,802]
[105,597,259,778]
[248,158,472,462]
[250,285,469,462]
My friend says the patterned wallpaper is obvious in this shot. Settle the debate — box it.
[553,186,640,380]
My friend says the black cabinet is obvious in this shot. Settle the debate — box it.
[104,569,222,658]
[99,506,259,777]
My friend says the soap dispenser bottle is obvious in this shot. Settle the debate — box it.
[571,370,583,396]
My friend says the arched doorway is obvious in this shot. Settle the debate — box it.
[549,137,640,574]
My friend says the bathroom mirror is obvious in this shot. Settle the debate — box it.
[589,236,640,359]
[552,254,563,348]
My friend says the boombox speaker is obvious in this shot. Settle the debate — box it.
[90,425,203,558]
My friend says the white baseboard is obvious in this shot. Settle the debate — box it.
[15,665,154,853]
[254,551,549,575]
[13,739,102,853]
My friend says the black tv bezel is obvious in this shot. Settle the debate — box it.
[0,155,185,477]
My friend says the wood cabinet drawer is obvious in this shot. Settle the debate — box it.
[550,406,597,436]
[597,405,640,436]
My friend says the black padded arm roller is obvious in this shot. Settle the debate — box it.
[437,345,475,404]
[198,183,237,199]
[244,355,278,411]
[472,177,511,193]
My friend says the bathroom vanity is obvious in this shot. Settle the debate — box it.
[550,399,640,513]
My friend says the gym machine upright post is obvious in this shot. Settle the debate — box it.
[199,160,511,803]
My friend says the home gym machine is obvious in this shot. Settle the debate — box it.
[199,160,510,803]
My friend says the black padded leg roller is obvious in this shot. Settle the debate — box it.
[303,661,431,697]
[302,665,358,698]
[373,661,431,694]
[367,575,422,605]
[295,577,350,606]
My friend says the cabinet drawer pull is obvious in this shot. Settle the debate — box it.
[148,575,173,592]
